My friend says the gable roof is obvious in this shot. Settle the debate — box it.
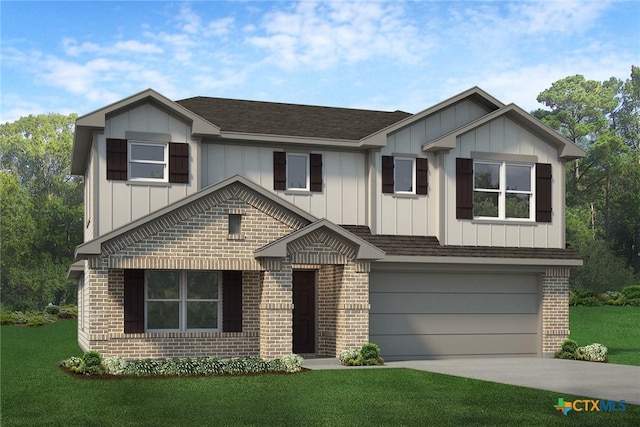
[422,103,586,160]
[176,96,411,141]
[71,89,220,174]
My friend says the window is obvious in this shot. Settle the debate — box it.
[228,214,242,235]
[286,153,309,190]
[128,141,168,182]
[394,157,415,193]
[273,151,323,192]
[382,155,428,195]
[146,270,220,331]
[106,138,189,183]
[473,161,533,220]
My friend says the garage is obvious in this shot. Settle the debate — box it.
[369,266,541,361]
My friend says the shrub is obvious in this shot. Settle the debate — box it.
[555,339,579,360]
[1,311,19,325]
[103,356,127,375]
[26,314,53,327]
[82,350,103,368]
[278,354,304,373]
[44,304,60,315]
[577,343,608,362]
[58,305,78,319]
[339,349,360,365]
[622,285,640,306]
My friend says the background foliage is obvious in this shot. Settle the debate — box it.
[533,66,640,291]
[1,114,82,309]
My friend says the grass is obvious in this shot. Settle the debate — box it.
[570,306,640,366]
[1,320,639,426]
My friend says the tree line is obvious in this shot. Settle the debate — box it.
[1,67,638,309]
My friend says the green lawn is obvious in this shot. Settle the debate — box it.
[570,306,640,366]
[1,320,638,426]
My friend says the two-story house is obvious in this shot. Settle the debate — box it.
[68,87,584,361]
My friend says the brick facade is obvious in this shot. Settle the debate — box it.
[80,184,370,360]
[541,267,571,357]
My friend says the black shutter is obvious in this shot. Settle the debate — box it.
[106,138,128,181]
[382,156,394,194]
[273,152,286,190]
[536,163,552,222]
[416,158,428,195]
[169,143,189,183]
[310,153,323,192]
[222,271,243,332]
[124,269,145,333]
[456,158,474,219]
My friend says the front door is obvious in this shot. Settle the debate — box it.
[292,270,316,354]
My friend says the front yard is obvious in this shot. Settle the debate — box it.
[1,315,638,426]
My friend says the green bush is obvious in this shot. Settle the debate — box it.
[576,343,608,362]
[622,285,640,302]
[1,311,19,325]
[57,305,78,319]
[44,304,60,315]
[82,350,103,368]
[555,339,579,360]
[26,315,54,327]
[339,349,360,365]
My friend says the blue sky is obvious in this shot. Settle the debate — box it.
[1,1,638,123]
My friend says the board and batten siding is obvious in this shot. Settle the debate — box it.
[443,116,565,248]
[201,143,367,225]
[376,99,491,236]
[95,103,199,237]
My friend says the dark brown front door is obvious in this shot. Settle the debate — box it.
[293,271,316,354]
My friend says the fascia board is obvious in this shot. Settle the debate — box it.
[220,132,365,148]
[74,174,317,260]
[381,255,583,266]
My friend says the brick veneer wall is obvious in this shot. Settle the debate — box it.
[81,187,370,360]
[542,267,571,357]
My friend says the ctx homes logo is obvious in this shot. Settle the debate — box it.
[554,397,627,415]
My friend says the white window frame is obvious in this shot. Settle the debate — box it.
[394,157,416,194]
[286,153,310,191]
[145,270,222,332]
[473,161,535,221]
[128,140,169,183]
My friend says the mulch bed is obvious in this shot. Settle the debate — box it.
[59,366,309,380]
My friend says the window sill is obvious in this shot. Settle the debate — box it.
[390,193,419,199]
[471,219,538,226]
[124,180,171,187]
[283,190,313,195]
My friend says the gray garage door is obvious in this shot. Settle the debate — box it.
[369,270,540,360]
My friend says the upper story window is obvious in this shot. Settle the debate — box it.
[473,161,534,220]
[456,158,552,223]
[286,153,309,190]
[146,270,221,332]
[129,141,168,182]
[273,151,323,192]
[382,155,428,195]
[106,138,189,184]
[394,157,416,193]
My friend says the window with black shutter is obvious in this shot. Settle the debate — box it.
[273,151,322,192]
[382,155,428,195]
[106,139,189,184]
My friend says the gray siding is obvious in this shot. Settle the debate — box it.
[95,103,199,236]
[201,143,367,225]
[369,268,540,360]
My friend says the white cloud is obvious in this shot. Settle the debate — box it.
[247,1,428,69]
[511,1,611,35]
[114,40,163,54]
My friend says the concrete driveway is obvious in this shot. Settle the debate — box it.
[303,357,640,405]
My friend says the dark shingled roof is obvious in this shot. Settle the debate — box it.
[341,225,582,260]
[176,97,412,140]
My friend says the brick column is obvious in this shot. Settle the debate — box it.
[542,267,570,357]
[335,261,370,356]
[85,257,111,355]
[259,261,293,360]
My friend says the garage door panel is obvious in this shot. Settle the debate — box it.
[370,313,538,335]
[370,272,538,294]
[369,269,540,360]
[370,292,538,314]
[372,334,539,360]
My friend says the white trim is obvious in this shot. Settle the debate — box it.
[393,156,416,194]
[473,160,534,221]
[128,140,169,183]
[286,152,310,191]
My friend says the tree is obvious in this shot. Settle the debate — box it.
[534,67,640,289]
[0,113,82,309]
